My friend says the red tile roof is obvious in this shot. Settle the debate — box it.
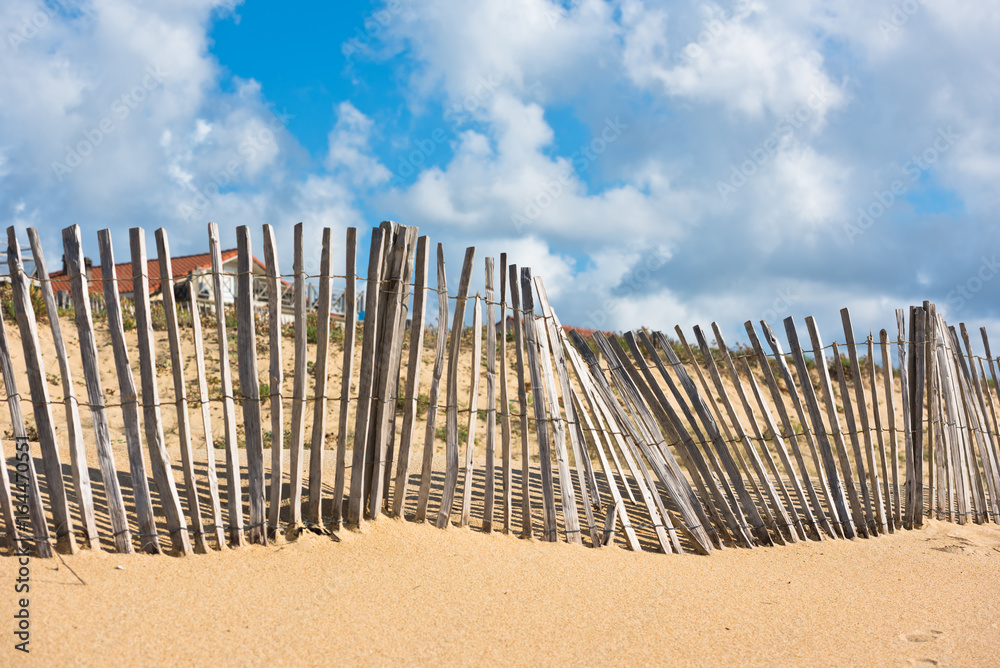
[47,249,257,295]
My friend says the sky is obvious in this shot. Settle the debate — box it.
[2,0,1000,351]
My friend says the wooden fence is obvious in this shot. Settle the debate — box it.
[1,221,999,558]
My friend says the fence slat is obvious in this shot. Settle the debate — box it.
[7,228,77,554]
[482,259,497,533]
[347,227,386,526]
[0,304,50,557]
[879,329,902,529]
[287,223,308,529]
[460,295,482,528]
[333,229,358,527]
[262,224,284,535]
[97,229,159,553]
[506,264,533,538]
[154,228,209,553]
[236,226,267,545]
[27,228,98,549]
[129,228,192,555]
[391,236,429,518]
[208,222,245,546]
[307,228,333,526]
[435,247,476,529]
[498,253,513,533]
[867,334,895,532]
[414,246,447,522]
[190,287,226,548]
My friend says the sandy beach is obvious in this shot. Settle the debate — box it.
[2,516,997,666]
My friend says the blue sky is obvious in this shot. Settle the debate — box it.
[2,0,999,348]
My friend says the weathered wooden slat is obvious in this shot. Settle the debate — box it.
[841,310,886,534]
[533,309,583,544]
[0,297,51,557]
[391,236,429,518]
[572,332,678,554]
[97,229,159,553]
[27,228,98,549]
[939,323,972,522]
[896,309,916,530]
[235,227,267,545]
[927,305,945,519]
[805,319,868,538]
[436,247,476,529]
[129,228,192,555]
[307,228,334,526]
[783,317,853,539]
[414,244,447,523]
[709,324,799,543]
[347,227,386,526]
[208,222,245,546]
[621,332,725,548]
[333,229,359,527]
[517,268,558,541]
[744,321,829,540]
[659,330,765,546]
[482,258,498,533]
[189,287,226,548]
[370,225,418,519]
[498,253,513,533]
[829,340,876,536]
[262,224,284,536]
[536,278,599,546]
[7,228,77,554]
[287,224,309,529]
[563,354,641,550]
[460,295,482,528]
[507,265,534,538]
[879,329,901,529]
[154,228,209,553]
[694,324,791,544]
[867,334,894,532]
[906,306,926,528]
[979,328,1000,472]
[953,324,994,521]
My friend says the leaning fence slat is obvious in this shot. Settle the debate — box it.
[805,318,868,538]
[190,288,226,549]
[130,228,192,555]
[287,224,309,529]
[460,295,482,528]
[436,247,476,529]
[879,329,902,529]
[27,228,98,549]
[347,227,386,526]
[482,258,498,533]
[507,265,533,538]
[7,228,77,554]
[235,227,267,545]
[262,224,285,535]
[829,340,876,536]
[333,229,358,527]
[867,334,894,532]
[307,228,334,526]
[415,244,447,522]
[155,228,209,553]
[391,236,429,518]
[0,302,51,558]
[208,222,245,546]
[498,253,513,533]
[98,229,159,553]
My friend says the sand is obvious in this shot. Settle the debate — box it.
[1,517,998,666]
